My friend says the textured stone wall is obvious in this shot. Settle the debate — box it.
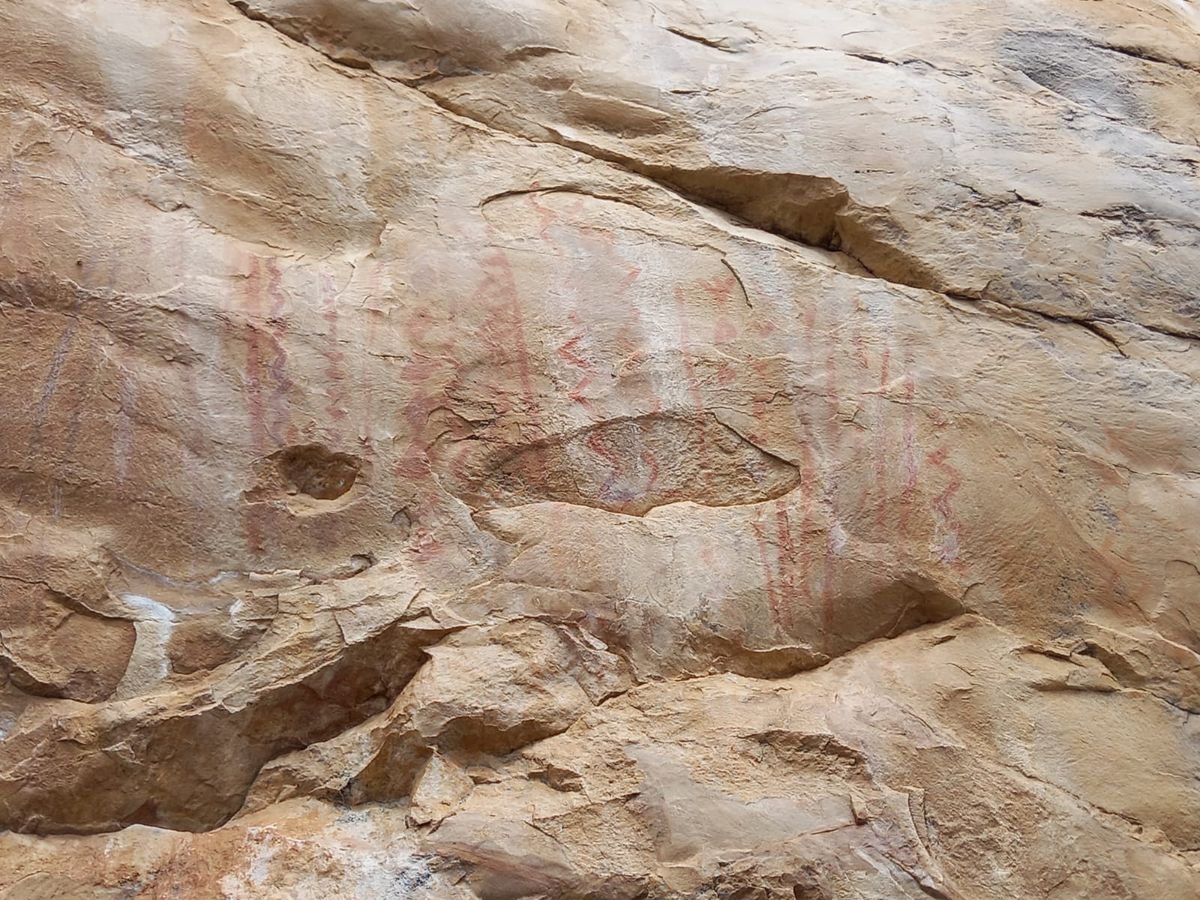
[0,1,1198,897]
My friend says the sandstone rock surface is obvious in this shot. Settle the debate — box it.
[0,0,1198,897]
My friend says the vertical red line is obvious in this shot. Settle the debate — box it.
[264,257,294,446]
[897,351,919,539]
[321,272,348,432]
[773,500,796,631]
[753,507,783,630]
[872,346,891,533]
[243,256,267,557]
[821,330,841,649]
[927,445,963,566]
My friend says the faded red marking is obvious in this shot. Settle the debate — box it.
[697,272,736,302]
[525,188,565,242]
[63,340,100,463]
[800,297,845,652]
[926,445,963,565]
[475,248,535,410]
[387,225,538,562]
[528,191,653,431]
[825,335,841,446]
[169,221,204,487]
[587,429,624,502]
[670,281,716,490]
[243,264,266,452]
[869,346,893,532]
[773,500,797,631]
[27,319,78,458]
[586,428,660,508]
[748,394,773,447]
[897,363,919,539]
[360,265,380,441]
[851,322,871,370]
[392,386,455,561]
[113,374,138,489]
[699,272,742,346]
[242,256,268,556]
[611,279,660,407]
[556,331,597,417]
[1102,426,1145,467]
[320,272,349,428]
[1094,531,1149,613]
[752,508,785,630]
[639,446,661,497]
[672,285,705,410]
[263,257,295,446]
[558,212,643,421]
[796,447,820,645]
[752,320,776,338]
[821,323,845,637]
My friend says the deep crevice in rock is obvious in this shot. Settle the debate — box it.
[1,617,453,836]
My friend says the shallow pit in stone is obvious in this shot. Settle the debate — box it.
[272,444,361,500]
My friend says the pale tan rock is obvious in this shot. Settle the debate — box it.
[0,0,1197,897]
[0,582,135,702]
[408,752,474,826]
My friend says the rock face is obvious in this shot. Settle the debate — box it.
[0,0,1198,896]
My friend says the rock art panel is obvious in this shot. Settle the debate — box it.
[0,0,1197,897]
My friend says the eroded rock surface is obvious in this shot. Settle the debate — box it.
[0,0,1197,897]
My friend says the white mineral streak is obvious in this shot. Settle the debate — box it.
[112,594,178,698]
